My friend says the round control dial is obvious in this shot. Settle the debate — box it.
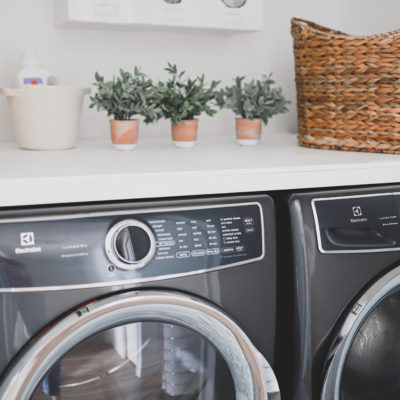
[221,0,247,8]
[105,220,156,270]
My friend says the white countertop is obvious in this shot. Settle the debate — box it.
[1,132,400,207]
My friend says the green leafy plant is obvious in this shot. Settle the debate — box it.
[159,63,220,125]
[90,67,163,123]
[217,75,290,124]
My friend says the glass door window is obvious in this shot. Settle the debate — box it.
[340,289,400,400]
[31,322,235,400]
[0,291,277,400]
[322,268,400,400]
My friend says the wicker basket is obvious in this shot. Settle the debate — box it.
[291,18,400,154]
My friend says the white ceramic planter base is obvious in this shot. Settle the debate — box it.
[113,144,136,151]
[237,139,260,147]
[173,141,196,148]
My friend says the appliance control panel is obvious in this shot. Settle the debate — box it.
[0,203,264,289]
[313,193,400,253]
[148,206,261,264]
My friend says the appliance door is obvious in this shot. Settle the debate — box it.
[0,291,280,400]
[322,265,400,400]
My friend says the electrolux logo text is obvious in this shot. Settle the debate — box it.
[15,232,42,254]
[350,206,367,223]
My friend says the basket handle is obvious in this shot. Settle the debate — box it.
[0,88,19,97]
[291,17,347,36]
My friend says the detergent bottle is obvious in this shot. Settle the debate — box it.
[17,51,56,87]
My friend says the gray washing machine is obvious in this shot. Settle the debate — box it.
[0,194,280,400]
[288,185,400,400]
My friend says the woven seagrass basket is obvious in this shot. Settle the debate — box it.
[291,18,400,154]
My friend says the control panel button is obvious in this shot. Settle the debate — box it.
[206,248,220,256]
[222,247,235,254]
[236,245,245,252]
[245,227,255,233]
[191,250,206,257]
[243,217,254,226]
[157,241,175,247]
[106,220,156,270]
[176,251,190,258]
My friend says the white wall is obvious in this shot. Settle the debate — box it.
[0,0,397,142]
[338,0,400,35]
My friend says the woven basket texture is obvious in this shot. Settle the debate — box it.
[291,18,400,154]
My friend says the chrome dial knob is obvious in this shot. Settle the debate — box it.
[221,0,247,8]
[105,220,156,270]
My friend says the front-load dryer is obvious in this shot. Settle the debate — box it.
[289,185,400,400]
[0,194,280,400]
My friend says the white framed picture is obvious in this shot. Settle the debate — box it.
[55,0,264,32]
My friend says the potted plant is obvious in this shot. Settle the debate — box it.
[159,63,220,148]
[217,75,289,146]
[90,67,162,150]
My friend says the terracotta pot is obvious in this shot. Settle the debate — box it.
[110,120,139,150]
[235,118,263,146]
[171,120,198,148]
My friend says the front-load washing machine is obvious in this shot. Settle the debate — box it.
[0,194,280,400]
[288,185,400,400]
